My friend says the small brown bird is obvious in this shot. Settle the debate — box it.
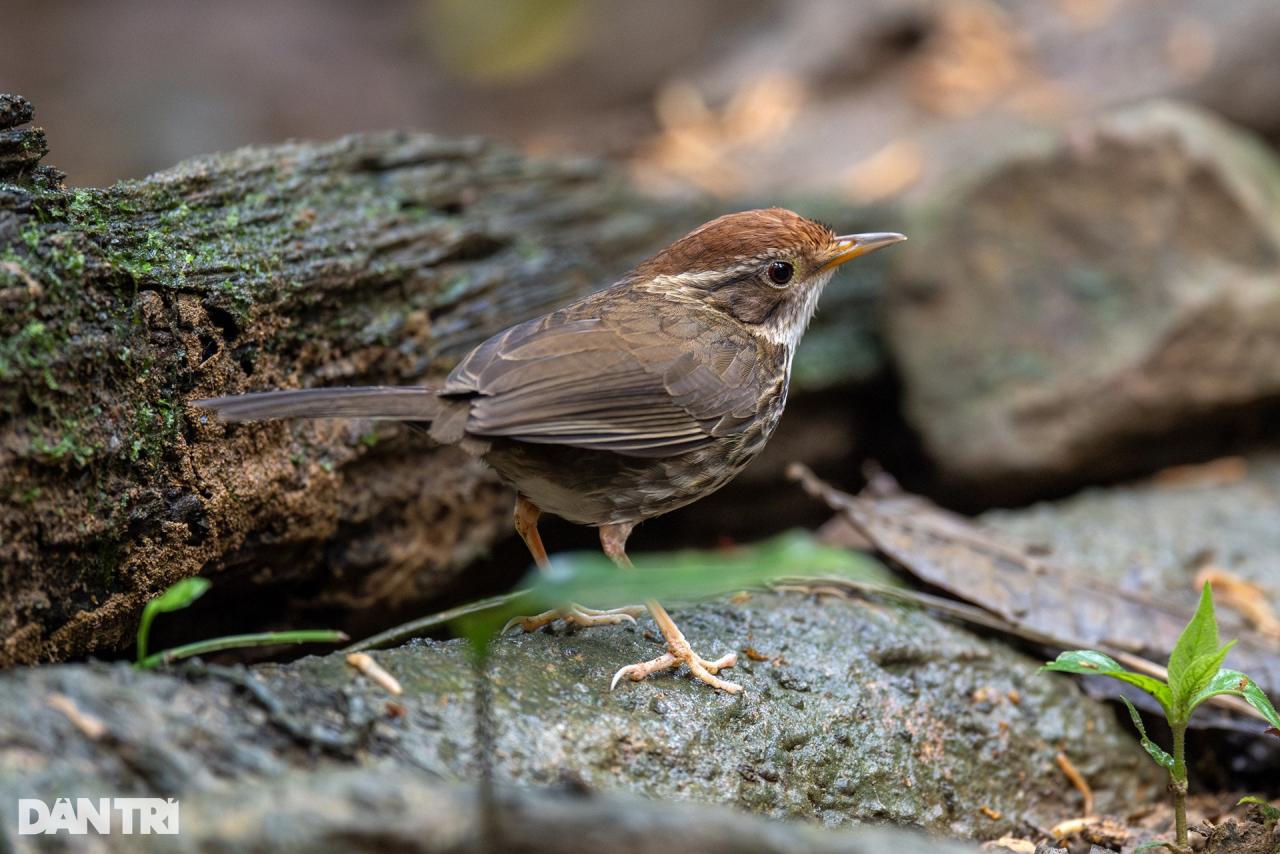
[196,209,904,693]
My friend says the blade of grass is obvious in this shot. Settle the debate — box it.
[137,630,348,669]
[342,591,533,653]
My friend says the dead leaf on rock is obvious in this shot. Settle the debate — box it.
[1151,456,1247,489]
[843,140,924,204]
[910,0,1025,117]
[1193,566,1280,640]
[788,464,1280,719]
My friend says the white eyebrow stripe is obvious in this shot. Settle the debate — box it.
[650,271,735,288]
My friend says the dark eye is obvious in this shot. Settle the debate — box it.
[767,260,794,285]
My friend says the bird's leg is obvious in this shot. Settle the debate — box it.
[601,522,741,693]
[502,496,645,634]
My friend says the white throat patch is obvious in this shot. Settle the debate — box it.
[759,269,834,347]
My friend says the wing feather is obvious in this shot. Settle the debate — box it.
[440,305,771,458]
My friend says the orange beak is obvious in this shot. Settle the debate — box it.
[821,232,907,272]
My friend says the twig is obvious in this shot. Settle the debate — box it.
[346,652,402,695]
[47,692,107,741]
[1055,751,1095,817]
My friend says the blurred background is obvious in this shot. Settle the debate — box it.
[5,0,1280,198]
[8,0,1280,519]
[8,0,1280,530]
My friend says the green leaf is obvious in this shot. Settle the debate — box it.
[1167,582,1219,701]
[1188,669,1280,731]
[1041,650,1173,714]
[1243,679,1280,732]
[136,629,348,669]
[150,577,212,613]
[1173,640,1236,715]
[1237,796,1280,826]
[1133,841,1174,853]
[136,577,212,664]
[451,531,893,649]
[1121,697,1175,769]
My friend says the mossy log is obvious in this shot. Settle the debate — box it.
[0,94,695,666]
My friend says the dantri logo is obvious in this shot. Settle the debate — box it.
[17,798,180,835]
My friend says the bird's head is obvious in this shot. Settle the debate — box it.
[628,208,905,347]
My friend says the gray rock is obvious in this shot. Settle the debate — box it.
[982,453,1280,611]
[887,101,1280,498]
[0,593,1157,842]
[8,769,981,853]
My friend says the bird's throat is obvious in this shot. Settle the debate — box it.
[759,272,832,349]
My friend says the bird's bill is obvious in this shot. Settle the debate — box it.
[821,232,907,271]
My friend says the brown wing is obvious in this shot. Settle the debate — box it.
[440,302,771,458]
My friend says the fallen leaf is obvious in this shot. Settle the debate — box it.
[1151,456,1247,489]
[1194,566,1280,640]
[843,140,924,204]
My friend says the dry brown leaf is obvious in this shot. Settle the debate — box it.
[1166,17,1216,81]
[1151,455,1247,489]
[788,463,1280,713]
[910,0,1025,117]
[1194,566,1280,640]
[843,140,924,204]
[634,74,806,197]
[721,74,806,146]
[1055,0,1118,31]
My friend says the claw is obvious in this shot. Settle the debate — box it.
[610,648,742,693]
[502,603,642,635]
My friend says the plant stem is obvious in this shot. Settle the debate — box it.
[1171,721,1188,851]
[135,602,158,665]
[135,630,347,669]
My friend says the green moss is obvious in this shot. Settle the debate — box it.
[0,321,58,382]
[31,422,100,468]
[127,399,180,464]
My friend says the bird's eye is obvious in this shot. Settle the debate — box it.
[766,260,794,286]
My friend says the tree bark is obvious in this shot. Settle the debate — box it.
[0,94,696,666]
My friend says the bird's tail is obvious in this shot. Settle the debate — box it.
[193,386,444,423]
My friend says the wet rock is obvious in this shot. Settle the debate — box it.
[981,453,1280,605]
[0,593,1157,842]
[887,101,1280,500]
[37,769,981,853]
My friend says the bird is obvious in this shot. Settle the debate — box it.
[194,208,905,694]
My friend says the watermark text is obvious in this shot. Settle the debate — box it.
[18,798,179,835]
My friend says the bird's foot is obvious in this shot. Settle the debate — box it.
[502,603,645,634]
[610,632,741,693]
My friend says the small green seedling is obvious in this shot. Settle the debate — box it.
[1236,796,1280,829]
[1041,583,1280,854]
[135,577,346,669]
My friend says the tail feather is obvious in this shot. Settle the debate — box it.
[193,386,444,423]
